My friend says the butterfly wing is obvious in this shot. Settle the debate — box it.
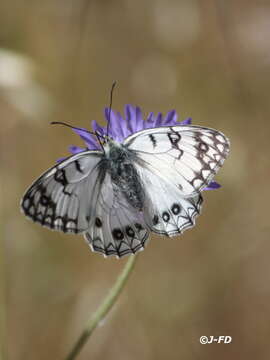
[124,125,230,196]
[124,124,229,236]
[22,149,149,257]
[135,164,203,236]
[21,150,104,233]
[84,174,149,257]
[22,124,229,256]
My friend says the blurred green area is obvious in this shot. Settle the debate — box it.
[1,1,270,359]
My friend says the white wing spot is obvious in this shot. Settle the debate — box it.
[54,218,63,227]
[193,179,203,188]
[67,221,76,230]
[216,135,225,143]
[202,155,210,163]
[202,170,211,178]
[45,216,52,225]
[132,238,142,248]
[217,143,224,152]
[201,135,214,146]
[23,199,30,208]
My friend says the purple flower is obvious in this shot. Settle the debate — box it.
[58,105,220,190]
[203,181,221,190]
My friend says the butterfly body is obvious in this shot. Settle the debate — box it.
[21,124,230,258]
[104,140,145,210]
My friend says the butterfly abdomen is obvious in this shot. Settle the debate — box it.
[106,142,145,210]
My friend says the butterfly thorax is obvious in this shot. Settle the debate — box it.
[104,140,145,210]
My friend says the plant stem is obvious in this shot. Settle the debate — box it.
[0,223,7,360]
[65,254,138,360]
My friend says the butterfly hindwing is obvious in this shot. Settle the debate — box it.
[125,125,230,196]
[134,164,203,236]
[21,151,103,233]
[84,177,149,257]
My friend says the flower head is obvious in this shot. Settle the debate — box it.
[58,105,219,190]
[66,105,191,152]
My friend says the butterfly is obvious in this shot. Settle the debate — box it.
[21,111,230,258]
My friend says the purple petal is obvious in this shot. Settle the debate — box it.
[104,108,111,127]
[204,181,221,190]
[153,113,163,127]
[102,106,192,141]
[117,111,129,139]
[105,108,129,141]
[134,107,145,132]
[145,112,160,128]
[125,105,138,135]
[111,112,124,140]
[72,128,99,150]
[164,110,178,125]
[56,157,67,163]
[68,145,85,155]
[92,120,106,136]
[146,112,154,122]
[104,108,110,123]
[180,117,192,125]
[145,112,154,128]
[105,109,125,141]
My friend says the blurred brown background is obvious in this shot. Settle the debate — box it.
[1,0,269,359]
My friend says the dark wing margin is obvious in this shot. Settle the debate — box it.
[133,163,203,237]
[84,179,149,258]
[21,151,103,233]
[124,125,230,196]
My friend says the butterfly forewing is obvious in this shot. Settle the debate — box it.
[21,149,149,257]
[124,125,230,195]
[21,151,103,233]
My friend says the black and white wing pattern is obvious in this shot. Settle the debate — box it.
[125,125,229,237]
[136,164,203,236]
[125,125,230,196]
[84,173,149,257]
[21,124,229,257]
[21,151,103,233]
[21,150,149,257]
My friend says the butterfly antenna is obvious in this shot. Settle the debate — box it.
[51,121,97,136]
[106,81,117,136]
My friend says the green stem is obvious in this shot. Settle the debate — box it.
[65,254,138,360]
